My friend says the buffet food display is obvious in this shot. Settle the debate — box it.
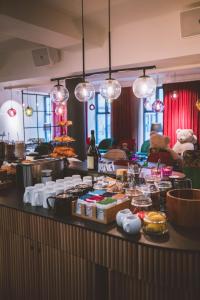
[51,120,77,158]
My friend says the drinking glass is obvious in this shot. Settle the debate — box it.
[172,178,192,189]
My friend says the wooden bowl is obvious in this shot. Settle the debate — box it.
[166,189,200,228]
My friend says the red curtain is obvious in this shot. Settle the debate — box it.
[111,87,139,146]
[52,102,67,138]
[163,81,200,147]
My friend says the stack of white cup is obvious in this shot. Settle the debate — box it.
[23,175,93,209]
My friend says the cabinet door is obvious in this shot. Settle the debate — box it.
[9,233,39,300]
[38,243,95,300]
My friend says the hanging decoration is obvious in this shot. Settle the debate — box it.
[74,0,95,102]
[50,80,69,103]
[99,0,121,101]
[89,104,95,110]
[7,107,17,117]
[171,90,178,100]
[25,89,33,117]
[196,99,200,111]
[25,106,33,117]
[55,103,65,115]
[7,89,17,117]
[132,69,156,99]
[143,99,152,111]
[152,99,164,112]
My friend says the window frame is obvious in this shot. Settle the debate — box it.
[143,86,164,141]
[94,93,111,144]
[22,91,56,143]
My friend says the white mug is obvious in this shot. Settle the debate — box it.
[23,186,35,204]
[34,183,45,189]
[55,186,64,195]
[64,183,73,190]
[83,176,92,181]
[73,179,82,186]
[64,177,72,182]
[116,209,132,227]
[82,180,92,186]
[122,215,141,234]
[31,187,46,206]
[72,175,81,179]
[43,189,56,209]
[45,181,56,187]
[56,179,65,184]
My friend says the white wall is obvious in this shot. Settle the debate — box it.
[0,88,24,141]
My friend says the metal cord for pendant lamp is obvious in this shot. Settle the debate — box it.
[74,0,95,102]
[99,0,121,101]
[81,0,85,82]
[7,88,17,117]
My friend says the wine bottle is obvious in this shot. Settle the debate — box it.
[87,130,99,170]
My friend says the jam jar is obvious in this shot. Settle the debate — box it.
[143,211,168,235]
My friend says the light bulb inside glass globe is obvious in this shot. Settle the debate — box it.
[25,106,33,117]
[99,79,121,100]
[7,107,17,117]
[132,76,156,99]
[50,84,69,103]
[152,99,164,112]
[74,81,95,102]
[171,90,178,100]
[55,104,65,115]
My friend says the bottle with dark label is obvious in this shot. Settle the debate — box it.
[87,130,99,170]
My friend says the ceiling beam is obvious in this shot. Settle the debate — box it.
[0,0,105,49]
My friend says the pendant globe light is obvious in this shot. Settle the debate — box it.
[132,69,156,99]
[74,0,95,102]
[152,99,164,112]
[7,89,17,117]
[99,0,121,101]
[50,79,69,103]
[25,89,33,117]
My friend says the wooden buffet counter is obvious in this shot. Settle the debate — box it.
[0,187,199,300]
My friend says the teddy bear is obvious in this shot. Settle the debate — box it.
[173,129,197,156]
[150,131,179,160]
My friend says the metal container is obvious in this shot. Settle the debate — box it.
[16,158,65,189]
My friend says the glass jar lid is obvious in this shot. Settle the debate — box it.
[131,196,152,208]
[143,211,166,224]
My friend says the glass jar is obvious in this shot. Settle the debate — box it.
[143,211,168,235]
[155,181,172,211]
[131,196,152,218]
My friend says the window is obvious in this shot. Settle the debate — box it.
[87,93,111,144]
[143,87,164,141]
[22,92,53,143]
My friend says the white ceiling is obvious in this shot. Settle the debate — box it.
[0,0,200,91]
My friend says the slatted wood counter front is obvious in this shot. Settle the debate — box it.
[0,188,199,300]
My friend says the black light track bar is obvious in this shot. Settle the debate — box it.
[51,65,156,82]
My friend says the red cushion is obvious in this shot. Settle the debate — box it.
[148,151,173,166]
